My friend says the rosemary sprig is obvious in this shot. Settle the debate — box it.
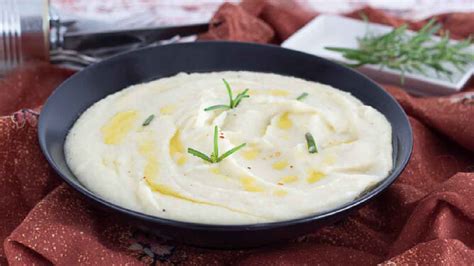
[204,79,250,111]
[305,132,318,154]
[142,114,155,126]
[296,92,309,101]
[187,126,246,163]
[325,19,474,83]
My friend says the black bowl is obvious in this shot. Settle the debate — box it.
[38,41,412,248]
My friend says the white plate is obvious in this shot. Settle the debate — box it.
[282,15,474,95]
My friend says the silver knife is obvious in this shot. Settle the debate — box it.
[60,23,210,52]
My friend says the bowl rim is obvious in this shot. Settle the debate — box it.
[38,41,413,231]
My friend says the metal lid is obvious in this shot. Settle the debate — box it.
[0,0,50,75]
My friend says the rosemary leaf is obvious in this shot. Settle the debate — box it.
[204,105,230,111]
[212,126,219,162]
[296,92,309,101]
[217,143,246,162]
[223,78,233,108]
[232,89,250,108]
[305,132,318,154]
[142,114,155,126]
[187,148,213,163]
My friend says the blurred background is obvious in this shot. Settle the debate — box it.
[54,0,474,31]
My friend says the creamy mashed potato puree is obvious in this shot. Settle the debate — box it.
[65,71,392,225]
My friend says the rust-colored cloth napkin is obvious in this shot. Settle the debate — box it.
[1,1,474,265]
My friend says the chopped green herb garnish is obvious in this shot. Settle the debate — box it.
[142,114,155,126]
[305,132,318,154]
[296,92,309,101]
[187,126,246,163]
[204,79,250,111]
